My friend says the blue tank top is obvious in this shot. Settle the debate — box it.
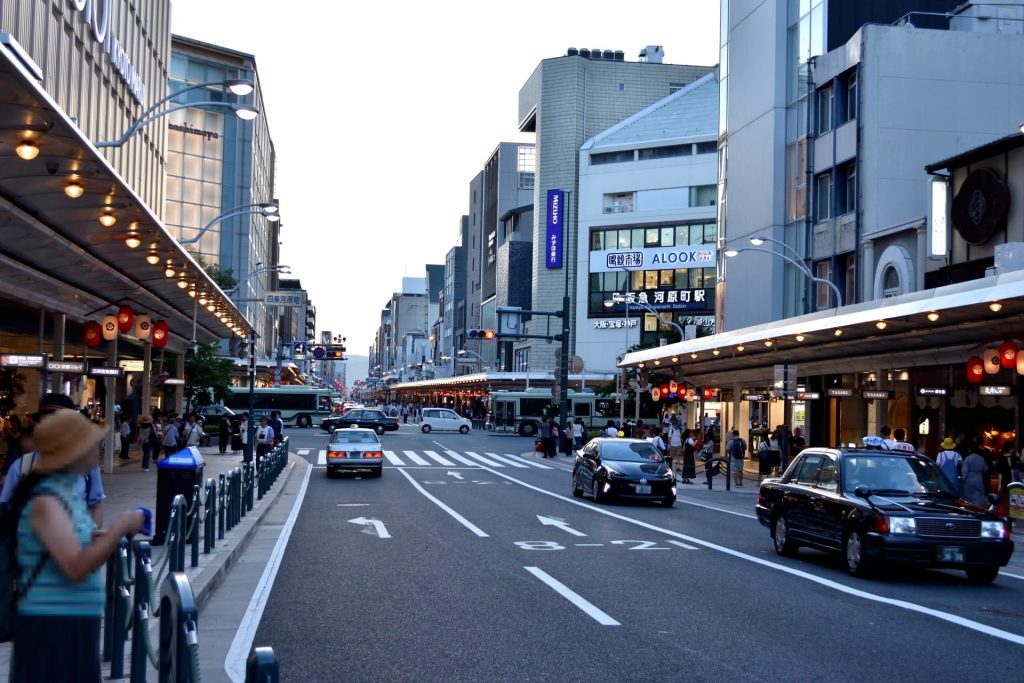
[17,473,104,617]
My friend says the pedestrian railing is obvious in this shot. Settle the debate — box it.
[702,456,732,490]
[101,436,290,680]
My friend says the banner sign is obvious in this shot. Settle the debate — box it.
[862,390,894,400]
[47,360,85,373]
[545,189,565,269]
[0,354,45,368]
[827,388,853,397]
[742,393,767,401]
[795,391,820,400]
[979,385,1011,396]
[88,366,124,378]
[917,387,948,396]
[590,245,717,273]
[265,291,306,307]
[118,360,145,372]
[602,288,714,313]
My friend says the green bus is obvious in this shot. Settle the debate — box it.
[489,388,613,437]
[226,386,333,428]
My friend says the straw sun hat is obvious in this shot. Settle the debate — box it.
[940,437,957,451]
[33,409,105,473]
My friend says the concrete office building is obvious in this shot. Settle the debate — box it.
[441,217,468,378]
[166,36,278,357]
[716,0,962,329]
[576,73,719,375]
[516,47,714,373]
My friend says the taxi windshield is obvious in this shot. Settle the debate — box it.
[601,442,664,463]
[841,455,958,497]
[331,431,380,444]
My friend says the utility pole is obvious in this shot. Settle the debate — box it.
[245,335,256,465]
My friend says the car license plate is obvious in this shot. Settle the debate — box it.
[635,484,651,494]
[936,546,965,563]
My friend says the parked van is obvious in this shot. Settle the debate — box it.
[420,408,472,434]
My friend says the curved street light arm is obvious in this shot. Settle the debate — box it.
[727,246,843,307]
[751,235,807,267]
[180,206,274,245]
[96,101,256,148]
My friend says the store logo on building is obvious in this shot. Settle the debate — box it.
[590,245,717,273]
[67,0,146,105]
[546,189,565,269]
[167,122,220,141]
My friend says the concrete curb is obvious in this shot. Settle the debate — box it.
[183,453,309,611]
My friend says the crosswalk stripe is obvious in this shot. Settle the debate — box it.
[485,452,529,468]
[316,449,326,466]
[423,450,456,466]
[383,450,405,466]
[506,454,553,469]
[403,450,431,466]
[443,451,483,468]
[463,451,504,467]
[297,448,311,456]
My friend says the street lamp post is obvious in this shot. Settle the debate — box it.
[723,246,843,308]
[179,202,280,246]
[603,292,632,424]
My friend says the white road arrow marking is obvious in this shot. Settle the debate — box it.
[537,515,587,537]
[447,471,464,480]
[348,517,391,539]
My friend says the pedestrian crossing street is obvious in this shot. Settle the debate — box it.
[296,448,554,470]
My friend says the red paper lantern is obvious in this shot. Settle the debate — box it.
[83,321,102,347]
[966,356,984,383]
[651,387,661,401]
[152,320,169,349]
[668,379,678,393]
[999,340,1017,369]
[660,384,669,397]
[116,305,134,333]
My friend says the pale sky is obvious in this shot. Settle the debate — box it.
[169,0,720,361]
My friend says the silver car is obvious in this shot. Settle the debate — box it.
[326,427,384,477]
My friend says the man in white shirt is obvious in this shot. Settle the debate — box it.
[255,416,275,470]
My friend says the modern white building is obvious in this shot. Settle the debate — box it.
[575,73,720,375]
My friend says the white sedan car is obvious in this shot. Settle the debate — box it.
[420,408,472,434]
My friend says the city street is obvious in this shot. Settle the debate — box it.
[240,425,1024,681]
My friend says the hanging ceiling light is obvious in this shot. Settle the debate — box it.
[176,273,189,289]
[125,222,142,249]
[206,303,216,312]
[690,352,698,359]
[712,348,721,356]
[927,311,940,322]
[764,339,774,347]
[188,286,197,298]
[145,250,160,265]
[671,356,679,363]
[795,334,806,342]
[875,320,887,330]
[164,260,176,278]
[98,209,117,227]
[64,179,85,198]
[15,140,39,160]
[989,301,1003,312]
[198,295,208,305]
[834,328,844,336]
[736,344,745,352]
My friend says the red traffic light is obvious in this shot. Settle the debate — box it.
[482,329,495,340]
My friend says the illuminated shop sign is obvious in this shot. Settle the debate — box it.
[590,245,717,273]
[67,0,146,104]
[593,319,639,330]
[0,354,45,368]
[979,385,1011,396]
[827,388,853,397]
[603,288,713,312]
[48,360,85,373]
[861,390,894,400]
[917,387,948,396]
[88,366,124,377]
[546,190,565,269]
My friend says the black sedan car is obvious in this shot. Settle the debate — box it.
[573,438,676,506]
[320,409,399,435]
[756,448,1014,583]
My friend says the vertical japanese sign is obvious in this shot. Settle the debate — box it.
[545,189,565,269]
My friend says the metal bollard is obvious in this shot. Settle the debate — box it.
[239,465,248,519]
[169,495,187,573]
[218,473,226,540]
[130,541,152,683]
[246,463,254,511]
[103,546,117,661]
[245,646,279,683]
[159,572,198,683]
[190,484,200,568]
[109,538,130,677]
[204,479,216,554]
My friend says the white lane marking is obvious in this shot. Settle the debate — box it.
[485,452,529,468]
[677,498,758,519]
[1000,571,1024,581]
[463,451,504,467]
[316,449,326,466]
[443,451,484,468]
[225,463,312,682]
[396,468,489,537]
[506,454,553,470]
[383,450,405,466]
[668,540,700,550]
[402,450,430,466]
[423,450,456,466]
[447,471,464,480]
[575,544,604,547]
[348,517,391,539]
[477,465,1024,647]
[296,448,310,455]
[537,515,587,537]
[336,503,370,507]
[524,567,619,626]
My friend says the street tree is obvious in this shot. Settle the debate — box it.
[184,342,234,413]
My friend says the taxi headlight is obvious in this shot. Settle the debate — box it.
[889,517,916,534]
[981,520,1008,539]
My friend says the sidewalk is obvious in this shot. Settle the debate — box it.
[0,444,302,681]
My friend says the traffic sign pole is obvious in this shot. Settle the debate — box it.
[246,336,256,465]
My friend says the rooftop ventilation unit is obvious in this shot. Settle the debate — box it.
[579,48,591,59]
[638,45,664,64]
[614,50,625,61]
[567,47,579,56]
[602,50,614,60]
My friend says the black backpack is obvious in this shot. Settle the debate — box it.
[728,438,746,459]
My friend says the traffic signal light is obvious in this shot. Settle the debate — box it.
[326,345,345,359]
[467,328,496,340]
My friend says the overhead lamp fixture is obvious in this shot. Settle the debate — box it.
[712,348,721,356]
[690,352,698,359]
[749,236,766,246]
[834,328,844,337]
[188,286,197,298]
[654,359,661,366]
[258,202,279,214]
[164,260,176,278]
[64,179,85,198]
[638,362,645,369]
[125,232,141,249]
[723,248,739,258]
[15,140,39,160]
[989,301,1003,312]
[927,311,940,322]
[795,334,806,342]
[875,320,887,330]
[176,274,189,289]
[233,103,259,121]
[764,339,774,347]
[264,211,281,222]
[223,78,255,96]
[197,295,208,305]
[206,303,216,312]
[736,344,745,352]
[145,250,160,265]
[671,356,679,363]
[98,210,117,227]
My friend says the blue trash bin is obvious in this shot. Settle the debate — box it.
[153,447,206,545]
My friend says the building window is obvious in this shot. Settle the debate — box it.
[688,185,717,207]
[843,70,857,123]
[845,254,856,305]
[517,146,535,189]
[815,172,832,220]
[669,82,687,94]
[882,266,901,298]
[695,141,717,155]
[602,192,635,214]
[815,260,832,309]
[817,83,833,133]
[591,150,634,165]
[638,144,692,160]
[838,161,856,215]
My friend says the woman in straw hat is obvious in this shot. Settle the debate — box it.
[9,409,145,682]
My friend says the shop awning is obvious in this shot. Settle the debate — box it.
[621,268,1024,386]
[393,371,615,391]
[0,35,250,351]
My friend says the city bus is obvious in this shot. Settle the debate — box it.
[489,388,614,437]
[226,386,333,428]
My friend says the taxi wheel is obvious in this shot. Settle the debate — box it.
[773,514,798,556]
[459,425,470,434]
[965,566,999,584]
[374,425,385,435]
[844,531,872,576]
[371,468,383,478]
[421,424,432,433]
[572,471,584,498]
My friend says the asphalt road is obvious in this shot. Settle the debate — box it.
[252,424,1024,682]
